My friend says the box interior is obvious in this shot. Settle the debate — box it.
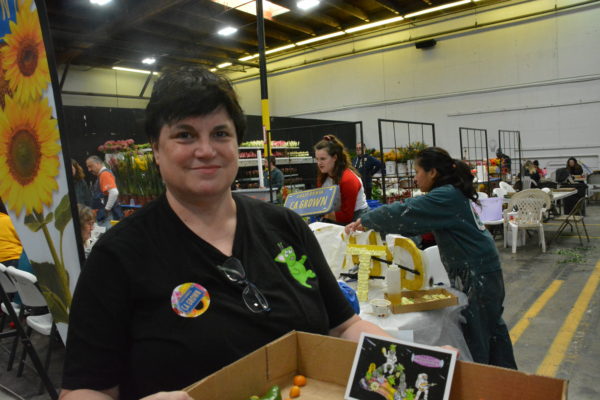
[185,331,567,400]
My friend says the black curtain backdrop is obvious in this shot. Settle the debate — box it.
[63,105,358,188]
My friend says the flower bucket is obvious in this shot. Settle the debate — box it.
[385,161,396,175]
[397,162,408,175]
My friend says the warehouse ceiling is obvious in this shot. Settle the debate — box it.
[45,0,482,73]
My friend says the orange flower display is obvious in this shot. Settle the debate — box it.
[1,0,50,104]
[0,96,60,216]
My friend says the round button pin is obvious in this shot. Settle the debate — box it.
[171,282,210,318]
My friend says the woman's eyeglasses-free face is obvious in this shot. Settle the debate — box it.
[217,257,270,313]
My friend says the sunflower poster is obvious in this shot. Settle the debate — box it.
[0,0,82,338]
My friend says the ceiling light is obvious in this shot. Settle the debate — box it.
[297,0,320,11]
[112,66,158,75]
[345,16,404,33]
[218,26,238,36]
[296,31,345,46]
[210,68,217,72]
[142,57,156,65]
[212,1,289,18]
[90,0,112,5]
[404,0,471,18]
[239,54,258,61]
[265,44,296,55]
[217,62,232,69]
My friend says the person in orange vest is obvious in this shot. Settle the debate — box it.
[86,155,124,228]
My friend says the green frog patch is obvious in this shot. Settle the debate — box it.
[275,246,316,288]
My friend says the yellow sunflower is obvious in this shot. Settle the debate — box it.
[0,96,60,216]
[1,0,50,105]
[0,44,13,109]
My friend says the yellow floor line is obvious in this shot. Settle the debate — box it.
[544,223,600,226]
[536,260,600,377]
[556,235,600,239]
[510,280,563,344]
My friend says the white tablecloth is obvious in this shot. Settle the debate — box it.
[357,280,473,362]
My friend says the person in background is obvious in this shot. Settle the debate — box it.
[0,198,22,268]
[496,147,511,176]
[314,135,369,224]
[353,142,383,200]
[60,67,389,400]
[71,159,91,207]
[566,157,584,176]
[77,204,96,258]
[86,155,124,228]
[262,155,284,191]
[521,160,540,186]
[346,147,517,369]
[532,160,546,178]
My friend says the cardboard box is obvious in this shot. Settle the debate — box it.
[386,288,458,314]
[185,331,567,400]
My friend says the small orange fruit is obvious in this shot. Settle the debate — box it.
[293,375,307,387]
[289,385,301,398]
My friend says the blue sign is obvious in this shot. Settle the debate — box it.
[284,186,338,217]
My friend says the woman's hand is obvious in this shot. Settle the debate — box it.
[345,218,365,235]
[140,391,193,400]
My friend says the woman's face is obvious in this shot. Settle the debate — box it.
[568,159,575,167]
[315,149,337,177]
[72,165,76,176]
[414,163,438,192]
[152,107,238,201]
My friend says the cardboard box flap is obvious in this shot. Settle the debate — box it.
[297,331,357,386]
[186,336,272,399]
[265,330,299,386]
[450,361,568,400]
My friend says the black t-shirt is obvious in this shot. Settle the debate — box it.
[62,194,354,399]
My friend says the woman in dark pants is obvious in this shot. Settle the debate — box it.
[346,147,517,369]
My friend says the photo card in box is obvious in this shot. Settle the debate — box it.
[345,333,457,400]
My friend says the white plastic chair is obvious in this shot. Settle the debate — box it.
[476,191,489,199]
[512,189,552,220]
[492,187,507,198]
[499,181,516,193]
[422,246,450,287]
[5,267,58,399]
[503,197,546,253]
[0,263,22,372]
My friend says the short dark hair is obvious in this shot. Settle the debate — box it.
[145,66,246,145]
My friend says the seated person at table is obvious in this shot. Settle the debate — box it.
[60,67,389,400]
[314,135,369,224]
[346,147,517,370]
[533,160,546,178]
[521,160,540,186]
[566,157,584,176]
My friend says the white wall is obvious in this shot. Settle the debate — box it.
[229,0,600,170]
[59,0,600,171]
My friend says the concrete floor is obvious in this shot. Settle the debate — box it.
[1,202,599,399]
